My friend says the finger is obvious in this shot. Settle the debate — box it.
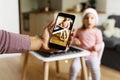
[42,19,55,36]
[71,28,75,39]
[70,28,75,38]
[71,28,75,33]
[68,33,74,47]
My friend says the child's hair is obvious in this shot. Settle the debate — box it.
[81,8,98,30]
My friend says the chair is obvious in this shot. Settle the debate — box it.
[88,42,105,80]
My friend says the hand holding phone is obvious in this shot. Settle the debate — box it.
[49,12,75,50]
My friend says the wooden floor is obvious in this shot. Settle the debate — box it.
[0,53,120,80]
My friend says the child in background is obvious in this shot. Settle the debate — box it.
[69,8,103,80]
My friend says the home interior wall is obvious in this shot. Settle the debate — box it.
[20,0,120,35]
[0,0,21,57]
[0,0,20,33]
[106,0,120,15]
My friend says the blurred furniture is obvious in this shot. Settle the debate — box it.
[99,15,120,71]
[21,12,105,36]
[21,12,57,36]
[22,46,90,80]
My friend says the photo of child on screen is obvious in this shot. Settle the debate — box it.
[59,18,71,41]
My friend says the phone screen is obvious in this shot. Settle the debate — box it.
[49,13,75,50]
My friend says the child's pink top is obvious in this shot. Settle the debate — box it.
[75,28,103,58]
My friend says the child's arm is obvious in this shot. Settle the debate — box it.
[89,29,103,52]
[94,29,103,52]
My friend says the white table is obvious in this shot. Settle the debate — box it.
[22,46,90,80]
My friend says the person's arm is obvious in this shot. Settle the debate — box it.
[0,19,74,54]
[0,30,31,54]
[0,20,55,54]
[29,36,43,51]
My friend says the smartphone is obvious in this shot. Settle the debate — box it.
[49,12,75,50]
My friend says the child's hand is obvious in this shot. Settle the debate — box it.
[93,45,97,51]
[89,45,97,52]
[73,38,81,46]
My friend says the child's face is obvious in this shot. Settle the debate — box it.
[83,13,96,29]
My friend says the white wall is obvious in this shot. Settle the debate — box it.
[21,0,39,12]
[20,0,120,26]
[51,0,87,11]
[106,0,120,15]
[96,0,107,13]
[96,0,120,25]
[0,0,21,57]
[62,0,80,11]
[97,0,120,15]
[50,0,62,11]
[0,0,19,33]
